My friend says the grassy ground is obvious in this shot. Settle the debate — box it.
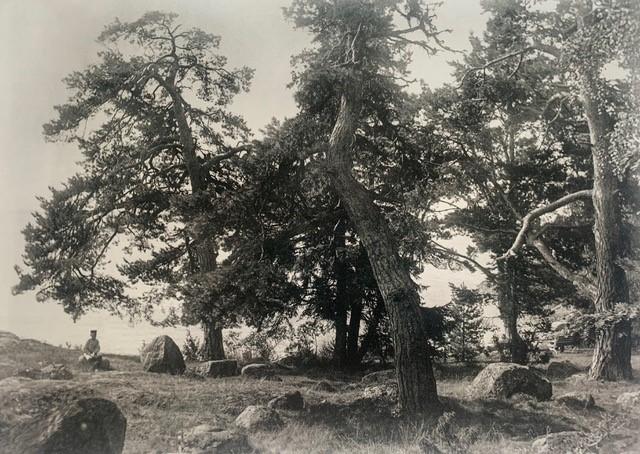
[1,331,639,453]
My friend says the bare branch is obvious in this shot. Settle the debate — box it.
[430,240,497,280]
[499,189,593,260]
[458,42,561,87]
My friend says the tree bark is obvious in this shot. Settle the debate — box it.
[346,300,363,370]
[333,218,348,368]
[497,262,528,364]
[326,88,440,414]
[201,321,225,360]
[162,75,226,361]
[578,70,633,380]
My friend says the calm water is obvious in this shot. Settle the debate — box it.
[2,295,195,355]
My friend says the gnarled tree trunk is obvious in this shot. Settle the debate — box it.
[164,76,226,361]
[326,88,439,414]
[579,70,632,380]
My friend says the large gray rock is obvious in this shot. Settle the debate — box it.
[555,392,595,410]
[182,424,252,453]
[196,360,238,378]
[268,391,304,410]
[616,390,640,411]
[241,363,275,378]
[140,335,185,375]
[468,362,552,401]
[546,361,581,379]
[0,377,126,454]
[234,405,283,432]
[531,431,586,453]
[361,369,395,384]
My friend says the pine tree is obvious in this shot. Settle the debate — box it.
[445,284,487,363]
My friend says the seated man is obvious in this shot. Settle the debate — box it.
[78,329,108,370]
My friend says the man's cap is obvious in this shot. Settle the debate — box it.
[90,329,97,333]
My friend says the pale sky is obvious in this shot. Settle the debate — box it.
[0,0,488,353]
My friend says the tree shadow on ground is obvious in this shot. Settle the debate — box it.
[300,394,580,446]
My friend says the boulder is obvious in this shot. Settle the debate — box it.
[196,360,238,378]
[546,361,581,379]
[234,405,283,432]
[310,380,337,392]
[140,335,185,375]
[555,392,595,410]
[531,431,586,453]
[468,362,552,401]
[182,424,251,453]
[268,391,304,411]
[616,391,640,411]
[361,369,396,384]
[0,377,126,454]
[241,363,275,378]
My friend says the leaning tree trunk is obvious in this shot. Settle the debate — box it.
[164,76,226,360]
[578,70,633,380]
[326,88,440,414]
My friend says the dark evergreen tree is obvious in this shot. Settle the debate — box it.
[13,12,253,359]
[422,0,594,363]
[444,284,488,363]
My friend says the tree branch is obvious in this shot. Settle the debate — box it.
[530,238,597,299]
[499,189,593,260]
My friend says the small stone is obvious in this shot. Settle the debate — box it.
[362,383,398,401]
[268,391,304,410]
[361,369,396,384]
[241,363,275,378]
[546,361,581,379]
[183,425,251,452]
[41,363,74,379]
[310,380,336,392]
[234,405,283,432]
[16,363,73,380]
[531,431,586,453]
[419,438,443,454]
[261,375,283,382]
[555,392,595,409]
[617,391,640,411]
